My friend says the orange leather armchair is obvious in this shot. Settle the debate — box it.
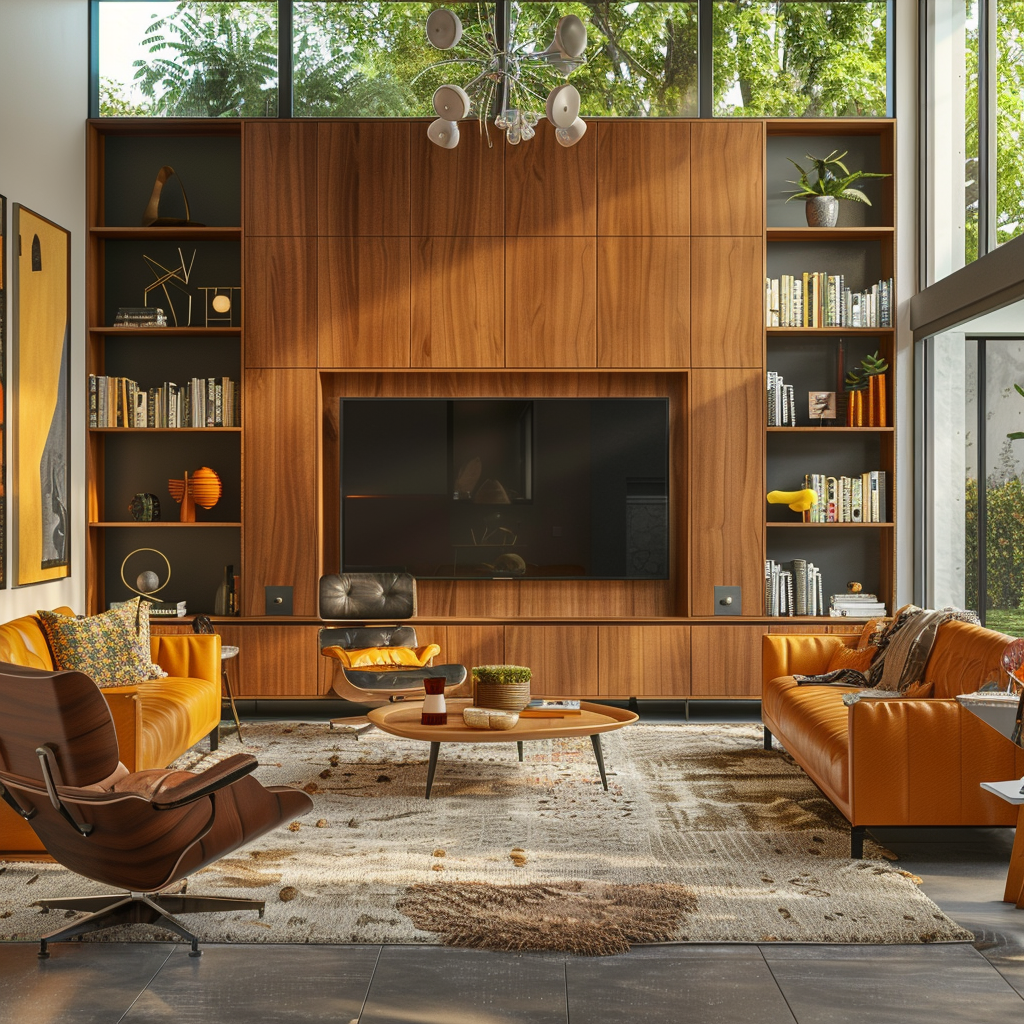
[0,662,313,957]
[762,621,1024,856]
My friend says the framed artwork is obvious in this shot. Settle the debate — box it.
[0,195,6,588]
[13,204,71,586]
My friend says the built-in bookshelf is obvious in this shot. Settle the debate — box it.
[763,121,896,619]
[85,121,243,617]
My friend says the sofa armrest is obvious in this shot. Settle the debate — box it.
[762,634,847,687]
[150,633,221,685]
[848,697,1024,826]
[100,688,143,771]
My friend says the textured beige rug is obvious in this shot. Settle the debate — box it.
[0,722,972,954]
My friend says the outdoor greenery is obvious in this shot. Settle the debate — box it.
[965,474,1024,637]
[99,1,888,119]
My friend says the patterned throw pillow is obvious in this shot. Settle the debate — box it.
[39,604,165,687]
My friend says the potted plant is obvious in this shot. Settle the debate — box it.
[784,150,889,227]
[471,664,532,711]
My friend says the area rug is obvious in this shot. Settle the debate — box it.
[0,722,972,954]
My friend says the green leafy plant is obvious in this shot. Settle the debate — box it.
[845,350,888,391]
[784,150,889,205]
[471,665,532,686]
[1008,384,1024,441]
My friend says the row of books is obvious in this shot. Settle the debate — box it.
[764,275,893,328]
[89,375,239,429]
[829,592,887,617]
[765,558,823,616]
[801,471,887,523]
[766,371,797,426]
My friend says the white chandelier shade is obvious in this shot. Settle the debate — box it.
[422,4,588,149]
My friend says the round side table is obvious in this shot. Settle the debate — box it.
[221,645,243,742]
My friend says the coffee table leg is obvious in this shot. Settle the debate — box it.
[517,741,524,762]
[591,734,608,791]
[425,742,441,800]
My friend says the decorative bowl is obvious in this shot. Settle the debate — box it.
[462,707,520,730]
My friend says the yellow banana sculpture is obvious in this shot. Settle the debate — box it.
[766,488,818,513]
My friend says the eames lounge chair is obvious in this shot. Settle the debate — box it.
[0,662,313,958]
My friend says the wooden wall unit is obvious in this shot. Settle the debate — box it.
[87,117,897,704]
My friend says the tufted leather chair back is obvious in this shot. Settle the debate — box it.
[318,573,416,621]
[318,625,418,651]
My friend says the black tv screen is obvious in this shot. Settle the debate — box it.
[340,398,670,580]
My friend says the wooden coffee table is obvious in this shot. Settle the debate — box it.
[366,699,639,799]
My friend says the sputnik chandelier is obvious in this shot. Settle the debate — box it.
[422,2,588,149]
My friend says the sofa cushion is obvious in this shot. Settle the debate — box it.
[762,676,855,806]
[826,643,876,674]
[0,608,73,670]
[38,605,163,687]
[322,644,441,669]
[922,619,1011,698]
[136,676,222,770]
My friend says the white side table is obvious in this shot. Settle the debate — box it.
[221,645,242,742]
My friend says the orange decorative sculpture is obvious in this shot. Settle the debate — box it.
[168,467,222,522]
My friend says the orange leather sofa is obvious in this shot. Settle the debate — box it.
[762,621,1024,857]
[0,608,222,857]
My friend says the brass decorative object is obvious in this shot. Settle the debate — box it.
[128,492,161,522]
[141,166,205,227]
[120,547,171,605]
[143,248,195,327]
[199,286,240,326]
[168,466,222,523]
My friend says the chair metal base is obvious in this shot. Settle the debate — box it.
[35,891,265,958]
[329,715,376,737]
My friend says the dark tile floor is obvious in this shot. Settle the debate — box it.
[2,702,1023,1023]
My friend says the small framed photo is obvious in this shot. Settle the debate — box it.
[808,391,837,421]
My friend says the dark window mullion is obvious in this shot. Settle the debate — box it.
[278,0,293,117]
[978,0,996,256]
[698,0,713,118]
[978,338,988,625]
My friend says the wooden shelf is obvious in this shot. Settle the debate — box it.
[89,327,241,337]
[89,226,242,240]
[89,427,241,433]
[767,426,894,433]
[89,522,242,528]
[766,226,894,242]
[766,521,893,528]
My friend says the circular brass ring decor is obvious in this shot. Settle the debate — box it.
[472,665,532,711]
[120,547,172,602]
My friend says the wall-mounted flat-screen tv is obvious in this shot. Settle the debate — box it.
[339,398,670,581]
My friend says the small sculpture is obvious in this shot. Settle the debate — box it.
[847,581,863,593]
[168,466,222,523]
[766,488,818,513]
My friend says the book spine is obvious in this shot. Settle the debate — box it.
[88,375,98,428]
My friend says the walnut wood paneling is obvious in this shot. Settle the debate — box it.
[221,624,320,697]
[318,122,410,236]
[244,236,317,368]
[243,369,319,616]
[411,237,504,367]
[504,125,597,236]
[243,122,317,236]
[504,625,598,698]
[599,625,691,697]
[597,237,690,368]
[690,237,763,367]
[505,238,596,367]
[319,371,684,619]
[410,130,505,236]
[597,122,690,236]
[690,121,764,237]
[690,625,766,697]
[689,368,764,617]
[318,238,411,367]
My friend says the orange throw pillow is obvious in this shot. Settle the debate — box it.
[322,644,441,669]
[826,643,876,674]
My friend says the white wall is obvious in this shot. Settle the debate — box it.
[0,0,88,617]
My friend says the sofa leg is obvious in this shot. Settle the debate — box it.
[763,726,773,750]
[208,726,219,752]
[851,825,866,859]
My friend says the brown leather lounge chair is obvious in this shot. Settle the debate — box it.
[0,663,313,958]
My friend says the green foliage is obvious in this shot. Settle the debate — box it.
[844,350,888,391]
[471,664,532,685]
[964,475,1024,621]
[99,78,153,117]
[784,150,888,204]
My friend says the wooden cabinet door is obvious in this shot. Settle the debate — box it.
[505,238,596,367]
[411,237,504,367]
[245,236,317,368]
[597,121,690,236]
[690,122,764,237]
[221,625,320,697]
[242,369,318,616]
[318,238,411,367]
[505,126,597,236]
[318,122,410,236]
[597,237,690,368]
[599,625,691,697]
[690,625,766,697]
[690,236,763,368]
[244,122,317,236]
[504,625,598,697]
[689,368,764,616]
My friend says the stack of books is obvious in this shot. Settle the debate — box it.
[110,598,187,618]
[766,371,796,426]
[518,699,582,718]
[829,593,887,617]
[765,558,823,616]
[113,306,168,328]
[802,471,887,523]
